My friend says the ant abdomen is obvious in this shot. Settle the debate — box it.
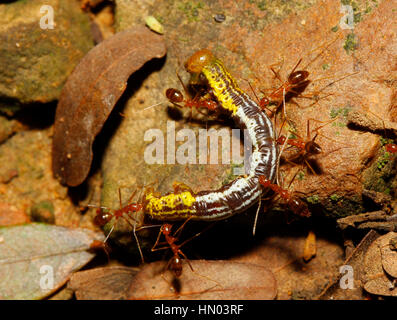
[94,209,112,226]
[305,140,322,154]
[288,198,311,217]
[288,71,309,85]
[166,88,184,103]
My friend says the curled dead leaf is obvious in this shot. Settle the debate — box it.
[52,26,166,186]
[316,230,379,300]
[363,232,397,297]
[379,232,397,279]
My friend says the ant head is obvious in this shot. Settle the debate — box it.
[128,203,144,213]
[259,97,270,109]
[166,88,184,103]
[184,49,214,74]
[277,135,287,145]
[289,71,309,85]
[305,140,322,155]
[258,176,270,187]
[161,223,172,235]
[203,100,218,111]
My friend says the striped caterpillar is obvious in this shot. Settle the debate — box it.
[143,49,279,221]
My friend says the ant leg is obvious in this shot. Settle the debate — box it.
[114,214,145,262]
[307,117,336,136]
[132,223,145,263]
[151,244,171,251]
[297,93,334,110]
[287,58,303,78]
[286,167,303,189]
[295,71,358,109]
[283,155,304,169]
[103,224,115,243]
[159,259,176,290]
[176,72,190,97]
[177,249,223,289]
[173,216,194,239]
[177,221,215,249]
[117,186,144,228]
[270,66,284,84]
[303,159,318,175]
[252,196,261,236]
[151,227,170,252]
[307,118,353,147]
[170,101,188,109]
[245,80,275,114]
[178,250,194,272]
[283,148,318,175]
[246,80,261,103]
[302,33,343,70]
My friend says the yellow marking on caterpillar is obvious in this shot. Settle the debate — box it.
[202,60,245,115]
[145,191,196,216]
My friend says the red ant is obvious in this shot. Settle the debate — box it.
[259,176,311,217]
[166,88,218,113]
[151,218,194,277]
[165,73,219,117]
[258,58,310,111]
[90,188,147,263]
[151,217,212,278]
[385,143,397,153]
[275,118,341,175]
[150,218,221,294]
[152,223,189,277]
[252,34,355,117]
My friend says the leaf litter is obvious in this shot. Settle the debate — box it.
[0,223,104,299]
[68,260,277,300]
[127,260,277,300]
[363,231,397,296]
[51,26,166,187]
[68,266,139,300]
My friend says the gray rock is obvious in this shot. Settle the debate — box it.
[0,0,93,112]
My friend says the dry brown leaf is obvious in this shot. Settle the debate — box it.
[379,232,397,278]
[127,260,277,300]
[316,230,380,300]
[230,229,345,300]
[52,26,166,186]
[363,232,397,297]
[68,266,139,300]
